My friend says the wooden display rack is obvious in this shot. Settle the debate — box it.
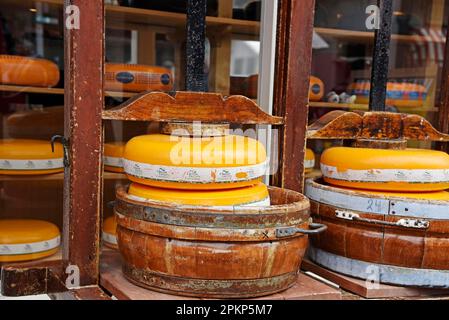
[0,0,317,300]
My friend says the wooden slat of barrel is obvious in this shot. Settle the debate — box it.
[115,186,312,298]
[307,179,449,280]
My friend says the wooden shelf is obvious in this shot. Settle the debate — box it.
[0,172,127,182]
[8,0,260,36]
[0,85,136,98]
[315,27,445,44]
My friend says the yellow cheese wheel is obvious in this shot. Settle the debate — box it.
[0,219,60,262]
[104,142,125,173]
[105,63,173,93]
[309,76,324,102]
[102,216,118,249]
[123,134,267,190]
[305,148,315,173]
[321,147,449,191]
[0,55,60,87]
[127,181,270,208]
[0,139,64,175]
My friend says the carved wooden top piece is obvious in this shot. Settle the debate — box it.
[307,110,449,141]
[102,91,283,125]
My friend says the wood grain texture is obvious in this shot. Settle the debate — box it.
[437,23,449,152]
[102,91,283,124]
[100,250,341,300]
[63,0,104,286]
[114,186,312,298]
[302,259,446,299]
[309,180,449,272]
[271,0,315,192]
[307,111,449,141]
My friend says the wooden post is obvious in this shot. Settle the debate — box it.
[63,0,104,286]
[437,21,449,152]
[272,0,315,192]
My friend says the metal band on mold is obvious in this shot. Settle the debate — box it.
[305,180,449,219]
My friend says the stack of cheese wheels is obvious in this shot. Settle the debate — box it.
[320,147,449,192]
[104,142,126,173]
[105,63,173,93]
[102,216,118,250]
[303,146,449,287]
[0,55,60,87]
[0,139,64,175]
[0,219,60,262]
[123,133,267,190]
[304,148,315,173]
[120,126,270,210]
[347,80,427,108]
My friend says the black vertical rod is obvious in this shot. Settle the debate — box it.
[186,0,207,92]
[369,0,393,111]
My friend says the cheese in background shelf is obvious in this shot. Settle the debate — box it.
[102,216,118,250]
[0,139,64,175]
[0,55,60,87]
[105,63,173,93]
[0,220,60,262]
[347,80,427,107]
[104,142,126,173]
[305,148,315,173]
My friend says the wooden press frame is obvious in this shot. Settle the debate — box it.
[0,0,315,299]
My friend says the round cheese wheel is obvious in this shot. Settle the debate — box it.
[104,142,125,173]
[102,216,117,249]
[105,63,173,93]
[0,139,64,175]
[123,134,267,190]
[305,148,315,173]
[0,55,60,87]
[309,76,324,102]
[127,181,270,208]
[0,219,60,262]
[6,106,64,140]
[321,147,449,191]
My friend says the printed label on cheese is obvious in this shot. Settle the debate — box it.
[123,160,268,184]
[321,164,449,183]
[102,232,117,245]
[126,194,271,209]
[0,236,60,255]
[0,158,64,170]
[104,156,124,168]
[305,159,315,169]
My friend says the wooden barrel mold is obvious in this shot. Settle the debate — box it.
[114,185,325,298]
[305,178,449,288]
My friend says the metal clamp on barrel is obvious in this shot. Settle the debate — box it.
[276,223,327,238]
[335,210,429,229]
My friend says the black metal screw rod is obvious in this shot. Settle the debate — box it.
[369,0,393,112]
[186,0,207,92]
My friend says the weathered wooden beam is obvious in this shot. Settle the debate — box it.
[63,0,104,286]
[102,91,283,124]
[271,0,315,192]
